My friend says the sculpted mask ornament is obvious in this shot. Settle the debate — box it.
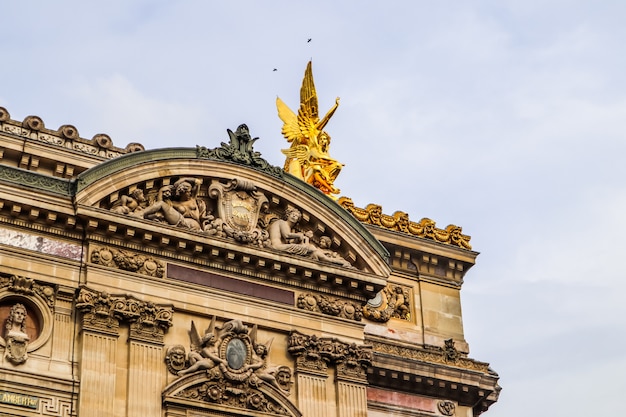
[4,303,30,364]
[277,61,344,198]
[165,344,187,374]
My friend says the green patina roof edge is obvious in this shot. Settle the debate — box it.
[73,147,390,262]
[0,165,72,196]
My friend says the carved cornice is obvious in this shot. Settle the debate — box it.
[76,286,173,342]
[338,197,472,250]
[287,330,371,382]
[368,337,490,373]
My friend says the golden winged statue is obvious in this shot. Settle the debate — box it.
[276,61,344,198]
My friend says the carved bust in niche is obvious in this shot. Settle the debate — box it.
[2,302,35,364]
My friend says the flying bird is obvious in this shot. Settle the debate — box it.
[273,68,277,71]
[307,38,312,43]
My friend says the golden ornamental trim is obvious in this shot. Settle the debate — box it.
[338,198,472,250]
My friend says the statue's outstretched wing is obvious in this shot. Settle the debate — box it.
[189,320,202,351]
[281,145,309,161]
[276,97,300,143]
[300,61,319,123]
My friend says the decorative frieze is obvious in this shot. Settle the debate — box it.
[165,317,295,415]
[369,339,490,373]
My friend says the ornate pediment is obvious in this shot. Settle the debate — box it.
[72,127,391,299]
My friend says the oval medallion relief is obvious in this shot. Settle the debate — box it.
[226,338,247,370]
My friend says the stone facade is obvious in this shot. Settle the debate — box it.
[0,107,499,416]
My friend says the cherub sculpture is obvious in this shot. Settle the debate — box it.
[277,61,344,198]
[178,318,223,376]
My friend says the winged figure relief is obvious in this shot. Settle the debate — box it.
[276,61,344,198]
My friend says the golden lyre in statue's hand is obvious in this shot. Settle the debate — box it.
[276,61,344,198]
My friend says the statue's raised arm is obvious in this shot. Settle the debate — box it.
[276,61,344,199]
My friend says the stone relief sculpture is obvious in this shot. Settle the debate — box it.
[107,185,355,269]
[363,284,411,322]
[90,246,165,278]
[4,303,30,364]
[267,207,353,267]
[169,317,293,414]
[110,189,146,215]
[206,177,269,246]
[172,317,293,395]
[142,178,208,231]
[297,293,362,321]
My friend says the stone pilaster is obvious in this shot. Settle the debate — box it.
[75,287,121,417]
[75,286,174,417]
[288,331,372,417]
[334,344,371,417]
[51,287,74,363]
[126,302,173,417]
[288,331,331,417]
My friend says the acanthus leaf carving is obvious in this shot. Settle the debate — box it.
[76,286,173,341]
[196,124,283,177]
[287,330,370,382]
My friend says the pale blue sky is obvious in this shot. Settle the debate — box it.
[2,2,625,415]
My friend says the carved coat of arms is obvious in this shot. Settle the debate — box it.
[208,178,269,245]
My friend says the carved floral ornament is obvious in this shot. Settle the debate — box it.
[90,245,165,278]
[338,197,472,250]
[0,274,56,365]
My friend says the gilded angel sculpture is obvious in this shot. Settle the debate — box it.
[276,61,344,198]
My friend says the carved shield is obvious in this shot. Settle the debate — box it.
[6,337,28,365]
[209,179,268,232]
